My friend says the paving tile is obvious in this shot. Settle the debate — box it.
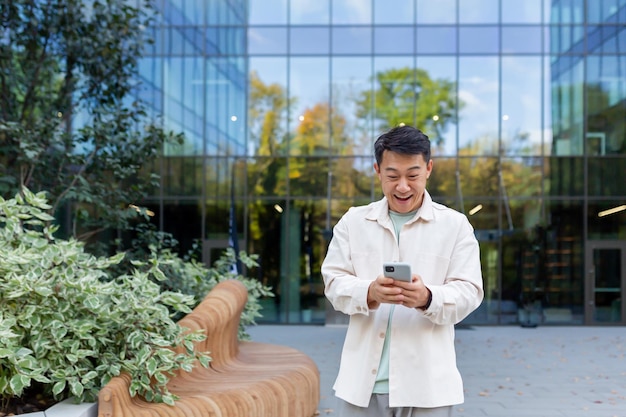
[247,325,626,417]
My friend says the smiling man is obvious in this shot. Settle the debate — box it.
[322,125,484,417]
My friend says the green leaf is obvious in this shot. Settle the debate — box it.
[69,379,84,397]
[52,380,66,396]
[83,295,101,310]
[9,374,31,395]
[35,286,54,297]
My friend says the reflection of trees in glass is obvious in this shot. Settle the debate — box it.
[247,72,291,296]
[356,67,461,146]
[430,132,542,202]
[249,70,288,157]
[0,0,180,250]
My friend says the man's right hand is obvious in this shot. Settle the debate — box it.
[367,275,404,309]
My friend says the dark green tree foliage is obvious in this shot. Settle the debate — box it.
[0,0,181,245]
[356,67,461,146]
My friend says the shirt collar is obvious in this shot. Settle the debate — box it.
[366,190,435,223]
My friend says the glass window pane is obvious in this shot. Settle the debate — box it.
[416,26,457,54]
[501,56,543,156]
[374,26,414,54]
[161,157,203,196]
[588,200,626,239]
[587,157,626,196]
[416,0,456,23]
[551,0,585,24]
[248,27,288,54]
[244,199,288,322]
[163,199,203,252]
[374,0,414,24]
[332,27,372,55]
[502,26,543,53]
[459,0,499,23]
[248,58,288,156]
[372,57,415,131]
[458,57,499,155]
[249,0,287,24]
[459,26,499,54]
[586,56,626,156]
[415,57,458,156]
[458,157,500,197]
[289,58,330,154]
[502,0,542,23]
[290,0,330,24]
[543,58,553,156]
[426,157,458,199]
[331,157,375,199]
[587,0,621,23]
[331,57,372,155]
[248,157,288,196]
[501,158,543,198]
[332,0,372,24]
[551,57,585,156]
[290,27,330,54]
[181,0,204,25]
[545,157,584,196]
[290,157,330,197]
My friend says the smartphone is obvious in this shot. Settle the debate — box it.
[383,262,412,282]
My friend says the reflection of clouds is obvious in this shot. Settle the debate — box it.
[334,0,371,23]
[458,89,483,107]
[347,0,371,22]
[248,28,270,45]
[291,0,327,20]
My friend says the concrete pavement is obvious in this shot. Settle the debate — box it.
[246,324,626,417]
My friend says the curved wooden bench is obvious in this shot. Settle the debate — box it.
[98,279,320,417]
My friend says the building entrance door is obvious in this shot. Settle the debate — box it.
[585,241,626,324]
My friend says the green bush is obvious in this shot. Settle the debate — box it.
[144,247,274,340]
[0,189,210,407]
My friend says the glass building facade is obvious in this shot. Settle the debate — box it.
[139,0,626,326]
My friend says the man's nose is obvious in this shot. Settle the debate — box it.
[396,177,410,192]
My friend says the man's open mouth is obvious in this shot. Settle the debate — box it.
[395,195,412,201]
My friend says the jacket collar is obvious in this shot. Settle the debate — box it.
[366,190,435,224]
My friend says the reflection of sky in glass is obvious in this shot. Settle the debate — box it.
[290,0,329,24]
[459,0,499,23]
[289,58,330,129]
[417,57,457,155]
[502,57,544,154]
[332,0,372,24]
[249,0,287,24]
[374,0,413,24]
[501,0,542,23]
[245,1,574,157]
[458,57,499,154]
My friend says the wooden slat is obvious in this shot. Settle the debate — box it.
[98,280,320,417]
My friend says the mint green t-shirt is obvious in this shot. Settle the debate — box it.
[372,209,417,394]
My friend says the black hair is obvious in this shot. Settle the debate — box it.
[374,125,431,166]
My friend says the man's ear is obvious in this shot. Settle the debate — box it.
[374,162,380,174]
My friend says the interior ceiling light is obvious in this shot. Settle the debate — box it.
[469,204,483,216]
[274,204,283,213]
[598,205,626,217]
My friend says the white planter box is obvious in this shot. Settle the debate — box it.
[16,398,97,417]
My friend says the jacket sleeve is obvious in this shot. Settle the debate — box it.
[422,218,484,325]
[321,214,373,316]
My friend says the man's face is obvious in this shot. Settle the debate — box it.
[374,150,433,213]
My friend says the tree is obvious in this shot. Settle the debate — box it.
[356,67,461,146]
[0,0,182,249]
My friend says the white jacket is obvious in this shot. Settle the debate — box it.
[321,191,484,408]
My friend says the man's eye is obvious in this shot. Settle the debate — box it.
[409,175,419,180]
[388,176,398,180]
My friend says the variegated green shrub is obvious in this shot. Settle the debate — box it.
[0,189,210,407]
